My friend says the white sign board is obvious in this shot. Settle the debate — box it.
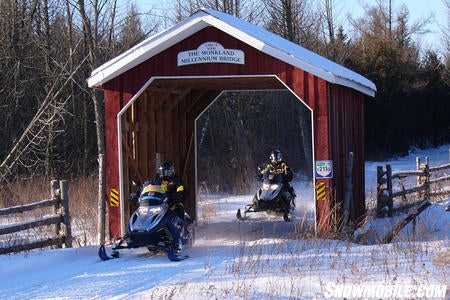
[177,42,244,66]
[315,160,333,178]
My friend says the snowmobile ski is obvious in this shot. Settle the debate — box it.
[167,246,189,261]
[99,244,188,262]
[98,244,113,261]
[236,208,245,220]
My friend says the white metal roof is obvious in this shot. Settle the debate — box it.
[87,8,376,96]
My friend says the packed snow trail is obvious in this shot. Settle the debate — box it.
[0,203,448,299]
[0,195,317,299]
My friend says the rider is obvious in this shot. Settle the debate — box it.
[259,149,295,204]
[151,161,186,253]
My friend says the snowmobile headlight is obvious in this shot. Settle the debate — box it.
[263,183,270,190]
[138,206,148,213]
[270,184,279,190]
[148,207,162,214]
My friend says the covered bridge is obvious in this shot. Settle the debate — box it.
[87,8,376,239]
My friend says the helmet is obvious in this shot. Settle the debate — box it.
[159,161,175,178]
[269,150,282,163]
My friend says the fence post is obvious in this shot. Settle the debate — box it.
[424,158,430,200]
[417,157,424,199]
[376,164,393,217]
[59,180,72,248]
[376,166,385,217]
[416,157,421,186]
[50,180,62,248]
[386,164,393,217]
[417,156,430,200]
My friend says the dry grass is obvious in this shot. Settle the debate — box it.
[0,176,99,248]
[66,176,98,246]
[0,177,50,208]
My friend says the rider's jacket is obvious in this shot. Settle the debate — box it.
[260,161,293,183]
[151,175,185,206]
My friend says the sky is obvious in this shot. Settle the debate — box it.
[0,144,448,298]
[117,0,448,53]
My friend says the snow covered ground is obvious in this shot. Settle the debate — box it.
[0,145,448,299]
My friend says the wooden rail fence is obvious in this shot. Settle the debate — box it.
[377,156,450,217]
[0,180,72,254]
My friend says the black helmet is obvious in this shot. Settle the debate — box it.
[159,161,175,178]
[270,150,282,163]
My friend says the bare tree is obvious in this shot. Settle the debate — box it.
[323,0,336,58]
[444,0,450,84]
[118,3,147,49]
[0,58,85,185]
[263,0,321,51]
[0,0,81,181]
[75,0,111,245]
[172,0,264,24]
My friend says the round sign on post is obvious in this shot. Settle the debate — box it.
[315,160,333,178]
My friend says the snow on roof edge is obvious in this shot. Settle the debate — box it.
[87,8,376,96]
[201,8,376,95]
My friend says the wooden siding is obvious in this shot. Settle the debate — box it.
[98,26,365,237]
[328,85,366,225]
[104,89,129,238]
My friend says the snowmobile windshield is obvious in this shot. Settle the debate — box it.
[140,184,166,206]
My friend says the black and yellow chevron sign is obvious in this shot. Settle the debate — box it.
[315,182,326,201]
[110,188,119,207]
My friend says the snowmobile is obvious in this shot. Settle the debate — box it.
[236,169,296,222]
[98,182,194,262]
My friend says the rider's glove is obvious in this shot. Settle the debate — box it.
[255,173,263,181]
[167,191,183,203]
[129,192,139,203]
